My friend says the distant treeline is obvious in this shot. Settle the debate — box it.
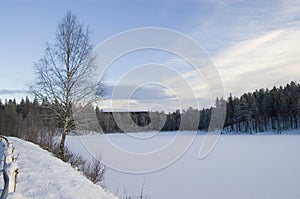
[0,81,300,141]
[0,97,58,145]
[97,81,300,133]
[224,81,300,133]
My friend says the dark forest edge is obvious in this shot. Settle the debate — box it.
[0,81,300,143]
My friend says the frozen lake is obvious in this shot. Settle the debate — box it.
[66,132,300,199]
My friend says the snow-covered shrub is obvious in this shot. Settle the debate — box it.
[83,155,106,184]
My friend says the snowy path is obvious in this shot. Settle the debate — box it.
[9,137,117,199]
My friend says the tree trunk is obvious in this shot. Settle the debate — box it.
[59,115,70,160]
[294,114,298,129]
[59,132,67,160]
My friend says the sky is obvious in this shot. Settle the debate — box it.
[0,0,300,111]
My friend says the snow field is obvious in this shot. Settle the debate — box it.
[66,132,300,199]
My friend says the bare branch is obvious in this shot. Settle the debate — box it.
[30,11,104,158]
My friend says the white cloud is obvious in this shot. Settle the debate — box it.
[213,26,300,96]
[100,0,300,111]
[183,0,300,98]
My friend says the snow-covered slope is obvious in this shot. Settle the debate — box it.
[7,137,117,199]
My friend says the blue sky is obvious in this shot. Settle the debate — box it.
[1,0,300,111]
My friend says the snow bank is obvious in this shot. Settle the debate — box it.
[8,137,117,199]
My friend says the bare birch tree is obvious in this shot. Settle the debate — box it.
[31,11,102,159]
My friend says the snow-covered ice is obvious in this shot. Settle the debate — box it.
[66,131,300,199]
[6,137,117,199]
